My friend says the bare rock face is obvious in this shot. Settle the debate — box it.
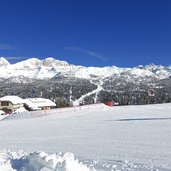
[43,57,69,67]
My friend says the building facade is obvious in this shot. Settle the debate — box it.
[0,96,24,113]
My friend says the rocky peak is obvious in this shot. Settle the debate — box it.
[43,57,69,67]
[0,57,10,66]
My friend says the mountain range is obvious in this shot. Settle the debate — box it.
[0,57,171,80]
[0,57,171,106]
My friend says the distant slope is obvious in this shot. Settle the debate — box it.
[0,57,171,80]
[0,57,171,106]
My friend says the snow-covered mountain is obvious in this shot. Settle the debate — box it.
[0,57,10,66]
[0,57,170,106]
[0,57,170,80]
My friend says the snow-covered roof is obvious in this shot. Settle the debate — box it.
[0,96,24,104]
[24,98,56,108]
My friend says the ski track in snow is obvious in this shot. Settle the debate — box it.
[0,103,171,171]
[73,80,103,106]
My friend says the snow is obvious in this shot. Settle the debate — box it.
[24,98,56,109]
[0,57,171,80]
[12,107,28,114]
[3,103,111,120]
[0,150,95,171]
[2,75,34,84]
[0,96,56,113]
[129,68,154,77]
[0,96,24,104]
[72,82,103,106]
[0,110,5,115]
[0,57,10,66]
[43,57,69,67]
[74,66,119,79]
[0,103,171,170]
[0,110,7,120]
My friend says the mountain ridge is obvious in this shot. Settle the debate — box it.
[0,57,170,80]
[0,57,170,106]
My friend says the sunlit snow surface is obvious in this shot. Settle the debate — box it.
[0,103,171,171]
[0,57,171,80]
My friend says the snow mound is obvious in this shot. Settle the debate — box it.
[0,150,95,171]
[12,107,28,114]
[0,110,5,115]
[0,150,165,171]
[0,110,7,120]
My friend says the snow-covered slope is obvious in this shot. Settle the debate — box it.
[0,57,170,106]
[0,103,171,171]
[0,57,170,80]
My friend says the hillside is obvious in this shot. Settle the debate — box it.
[0,103,171,170]
[0,57,171,106]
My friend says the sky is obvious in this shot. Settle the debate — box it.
[0,0,171,67]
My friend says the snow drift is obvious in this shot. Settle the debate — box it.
[0,150,95,171]
[0,150,167,171]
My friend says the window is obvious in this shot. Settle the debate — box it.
[1,101,9,106]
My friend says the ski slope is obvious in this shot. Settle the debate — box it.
[72,83,103,106]
[0,103,171,171]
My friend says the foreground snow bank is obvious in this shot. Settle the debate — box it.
[0,150,95,171]
[0,150,166,171]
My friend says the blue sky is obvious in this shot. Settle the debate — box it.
[0,0,171,67]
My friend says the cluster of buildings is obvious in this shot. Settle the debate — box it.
[0,96,56,114]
